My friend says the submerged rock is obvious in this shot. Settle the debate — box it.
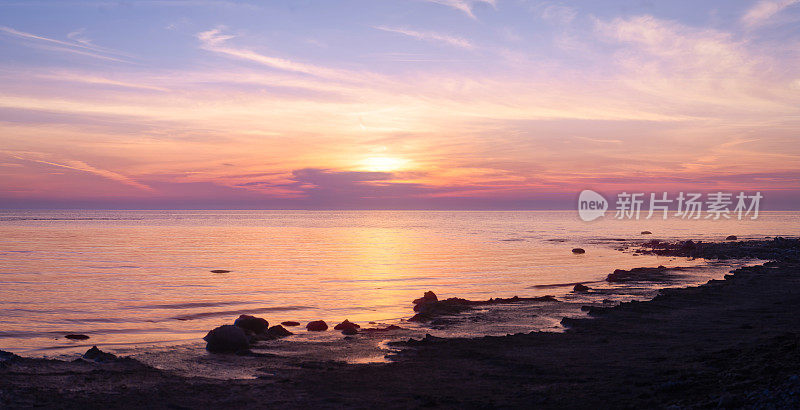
[341,327,358,335]
[573,283,590,292]
[265,325,293,339]
[234,314,269,335]
[306,320,328,331]
[641,231,652,235]
[65,334,90,340]
[83,346,117,362]
[571,248,586,254]
[210,269,231,273]
[203,325,250,353]
[726,235,738,240]
[281,321,301,327]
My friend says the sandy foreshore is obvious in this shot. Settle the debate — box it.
[2,239,799,409]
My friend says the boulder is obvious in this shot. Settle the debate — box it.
[281,321,300,327]
[333,319,360,332]
[306,320,328,331]
[265,325,293,339]
[413,291,438,305]
[571,248,586,254]
[341,327,358,335]
[83,346,117,362]
[726,235,738,241]
[573,283,590,292]
[65,334,90,340]
[203,325,250,353]
[234,314,269,335]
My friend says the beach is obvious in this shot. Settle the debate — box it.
[2,238,798,408]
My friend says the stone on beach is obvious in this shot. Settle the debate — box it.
[203,325,250,353]
[306,320,328,331]
[65,334,90,340]
[265,325,293,339]
[83,346,117,362]
[281,321,301,327]
[234,314,269,335]
[334,319,360,331]
[571,248,586,254]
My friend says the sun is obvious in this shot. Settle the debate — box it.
[358,156,408,172]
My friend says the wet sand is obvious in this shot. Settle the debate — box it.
[1,239,799,408]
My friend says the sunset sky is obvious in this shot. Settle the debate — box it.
[1,0,798,209]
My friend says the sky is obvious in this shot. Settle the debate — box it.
[0,0,798,209]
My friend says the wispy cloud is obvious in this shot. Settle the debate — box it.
[423,0,496,19]
[741,0,799,28]
[373,26,474,49]
[196,28,355,80]
[0,26,132,63]
[10,155,153,191]
[534,3,577,24]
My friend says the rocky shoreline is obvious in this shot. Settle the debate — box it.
[1,238,799,408]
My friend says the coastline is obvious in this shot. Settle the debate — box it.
[1,238,799,408]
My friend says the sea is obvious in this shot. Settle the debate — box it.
[1,210,798,374]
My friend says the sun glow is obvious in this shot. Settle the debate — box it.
[358,156,409,173]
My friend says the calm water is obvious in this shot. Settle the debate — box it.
[1,210,798,361]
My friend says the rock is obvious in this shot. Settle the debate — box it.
[641,231,652,235]
[571,248,586,254]
[65,334,90,340]
[726,235,738,240]
[409,292,558,322]
[210,269,230,273]
[333,319,360,333]
[265,325,293,339]
[606,266,673,283]
[573,283,590,292]
[362,325,403,332]
[83,346,116,362]
[306,320,328,331]
[281,321,300,327]
[341,327,358,335]
[413,291,438,305]
[234,314,269,335]
[203,325,250,353]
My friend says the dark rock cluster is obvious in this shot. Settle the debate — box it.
[408,291,558,322]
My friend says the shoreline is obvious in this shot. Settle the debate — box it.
[1,238,799,408]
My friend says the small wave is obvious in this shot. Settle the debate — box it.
[0,217,139,221]
[320,277,438,284]
[171,305,311,321]
[130,301,250,310]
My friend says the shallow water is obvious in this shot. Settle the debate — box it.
[0,210,797,367]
